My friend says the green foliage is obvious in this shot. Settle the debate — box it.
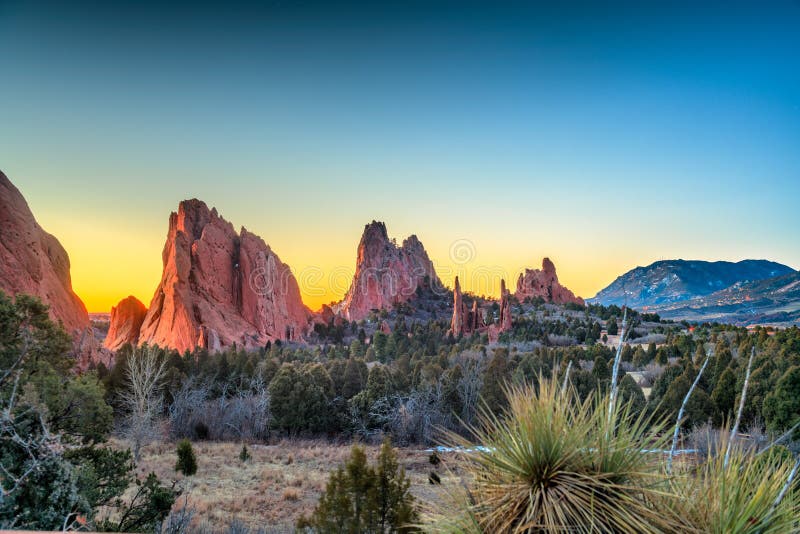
[26,366,113,444]
[480,349,511,413]
[763,365,800,433]
[99,473,178,533]
[607,316,619,335]
[239,444,251,462]
[710,367,737,426]
[431,377,679,532]
[0,453,90,530]
[0,292,73,377]
[269,363,336,434]
[299,439,417,533]
[64,446,134,510]
[669,434,799,533]
[175,439,198,476]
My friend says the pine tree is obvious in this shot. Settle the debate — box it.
[175,439,197,476]
[298,441,417,533]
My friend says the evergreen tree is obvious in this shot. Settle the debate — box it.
[763,365,800,433]
[298,441,416,533]
[175,439,197,476]
[710,367,737,426]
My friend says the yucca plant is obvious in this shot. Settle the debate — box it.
[669,431,799,533]
[429,376,682,533]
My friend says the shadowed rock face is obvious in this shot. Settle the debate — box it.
[137,199,310,353]
[338,221,441,321]
[104,295,147,351]
[0,170,89,333]
[515,257,584,306]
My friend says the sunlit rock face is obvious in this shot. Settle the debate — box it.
[515,257,584,306]
[337,221,441,321]
[137,199,310,353]
[104,295,147,351]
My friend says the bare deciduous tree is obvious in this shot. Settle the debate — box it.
[121,347,167,461]
[168,377,271,442]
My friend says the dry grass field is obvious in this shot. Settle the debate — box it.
[118,439,456,532]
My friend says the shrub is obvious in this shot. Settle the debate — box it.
[239,444,251,462]
[428,376,680,532]
[175,439,197,476]
[298,438,417,532]
[668,432,799,533]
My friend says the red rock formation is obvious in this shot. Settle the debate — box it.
[104,295,147,351]
[0,171,90,334]
[137,199,310,353]
[488,279,513,342]
[450,276,467,336]
[450,276,488,338]
[515,258,585,306]
[338,221,441,321]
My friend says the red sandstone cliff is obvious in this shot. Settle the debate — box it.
[104,295,147,351]
[0,171,90,334]
[515,258,584,306]
[338,221,441,321]
[137,199,310,353]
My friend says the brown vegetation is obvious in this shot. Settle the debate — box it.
[126,439,455,531]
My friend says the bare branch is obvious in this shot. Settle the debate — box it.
[724,346,755,468]
[667,350,711,473]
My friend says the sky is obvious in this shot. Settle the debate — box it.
[1,0,799,312]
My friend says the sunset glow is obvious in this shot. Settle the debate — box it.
[2,1,798,312]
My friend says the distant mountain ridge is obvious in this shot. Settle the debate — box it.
[591,259,795,309]
[657,270,800,326]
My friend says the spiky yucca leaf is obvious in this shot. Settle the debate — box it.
[434,377,682,533]
[670,432,799,533]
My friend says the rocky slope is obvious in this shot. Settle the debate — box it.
[0,171,109,367]
[104,295,147,351]
[137,199,311,353]
[515,258,584,306]
[656,270,800,326]
[337,221,442,321]
[0,171,90,333]
[590,259,793,309]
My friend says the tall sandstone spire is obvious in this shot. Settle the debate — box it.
[338,221,441,321]
[135,199,310,353]
[450,276,466,336]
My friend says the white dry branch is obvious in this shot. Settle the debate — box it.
[561,360,573,396]
[764,457,800,525]
[120,347,167,461]
[757,419,800,457]
[607,306,628,424]
[724,346,755,468]
[667,350,711,473]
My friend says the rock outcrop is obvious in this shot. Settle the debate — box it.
[137,199,310,353]
[104,295,147,351]
[450,276,466,336]
[488,279,513,342]
[338,221,441,321]
[515,258,584,306]
[449,276,486,337]
[0,171,90,334]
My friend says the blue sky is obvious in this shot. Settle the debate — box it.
[1,0,798,310]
